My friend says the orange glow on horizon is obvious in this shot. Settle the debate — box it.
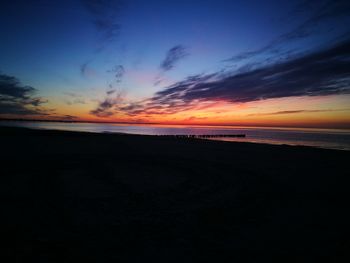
[4,94,350,130]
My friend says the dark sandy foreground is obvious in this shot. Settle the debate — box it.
[1,127,350,262]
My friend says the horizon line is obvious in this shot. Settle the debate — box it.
[1,117,350,131]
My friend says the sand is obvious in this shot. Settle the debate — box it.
[1,126,350,262]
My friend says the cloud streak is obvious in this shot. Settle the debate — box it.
[155,45,189,86]
[160,45,189,72]
[248,109,349,116]
[225,0,350,67]
[0,73,49,116]
[81,0,122,45]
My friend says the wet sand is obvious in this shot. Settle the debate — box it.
[1,126,350,262]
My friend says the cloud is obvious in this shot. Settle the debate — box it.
[80,61,89,76]
[80,60,98,78]
[183,116,208,122]
[106,89,116,95]
[0,73,49,116]
[107,64,124,83]
[122,39,350,116]
[225,0,350,66]
[85,1,350,119]
[64,92,86,105]
[90,90,124,117]
[34,113,79,121]
[155,45,189,85]
[81,0,122,45]
[0,103,46,116]
[62,114,78,120]
[90,98,115,117]
[160,45,189,72]
[89,63,125,118]
[248,109,348,116]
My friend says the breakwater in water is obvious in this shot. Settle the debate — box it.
[1,121,350,150]
[159,134,246,138]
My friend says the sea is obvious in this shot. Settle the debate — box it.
[1,120,350,151]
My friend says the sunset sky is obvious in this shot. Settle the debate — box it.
[0,0,349,128]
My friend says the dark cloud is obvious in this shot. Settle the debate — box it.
[281,0,350,40]
[248,109,348,116]
[61,114,78,120]
[294,0,350,22]
[90,91,123,117]
[123,39,350,115]
[81,0,122,44]
[90,99,115,117]
[0,73,48,116]
[160,45,188,72]
[0,74,35,98]
[80,61,90,77]
[0,103,46,116]
[106,89,116,95]
[225,0,350,66]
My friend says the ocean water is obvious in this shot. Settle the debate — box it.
[1,121,350,151]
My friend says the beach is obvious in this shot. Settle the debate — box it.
[1,126,350,262]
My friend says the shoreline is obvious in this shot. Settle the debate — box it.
[1,125,349,152]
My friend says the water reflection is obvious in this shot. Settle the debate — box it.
[1,121,349,151]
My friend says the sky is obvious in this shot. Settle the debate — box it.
[0,0,349,128]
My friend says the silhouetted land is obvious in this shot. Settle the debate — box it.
[1,127,349,262]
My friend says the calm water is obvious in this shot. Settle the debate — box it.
[1,121,350,151]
